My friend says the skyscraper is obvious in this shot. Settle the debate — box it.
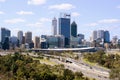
[104,31,110,43]
[17,31,23,45]
[118,39,120,44]
[25,31,32,44]
[78,34,84,40]
[97,30,104,39]
[52,17,57,35]
[92,30,97,41]
[59,13,71,47]
[0,28,11,43]
[34,36,40,48]
[71,21,77,37]
[112,36,118,45]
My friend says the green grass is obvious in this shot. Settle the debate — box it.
[83,58,108,70]
[83,58,96,66]
[33,58,58,66]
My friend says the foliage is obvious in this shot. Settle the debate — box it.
[0,52,90,80]
[83,50,120,80]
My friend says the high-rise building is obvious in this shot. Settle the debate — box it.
[59,13,71,47]
[25,31,32,44]
[71,21,77,37]
[34,36,40,48]
[17,31,23,45]
[22,36,25,44]
[92,30,97,41]
[70,36,80,48]
[0,28,11,43]
[118,39,120,44]
[46,36,59,48]
[112,36,118,45]
[104,31,110,43]
[78,34,84,40]
[52,17,57,35]
[97,30,104,39]
[56,35,65,48]
[9,36,19,49]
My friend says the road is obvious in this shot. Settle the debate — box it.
[0,52,110,80]
[0,51,14,55]
[43,54,110,80]
[51,58,109,80]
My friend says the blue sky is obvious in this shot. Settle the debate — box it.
[0,0,120,40]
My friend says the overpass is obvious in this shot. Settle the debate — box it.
[28,47,96,53]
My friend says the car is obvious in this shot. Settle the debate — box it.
[98,75,101,77]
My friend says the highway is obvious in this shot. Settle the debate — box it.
[0,52,110,80]
[51,58,109,80]
[43,54,110,80]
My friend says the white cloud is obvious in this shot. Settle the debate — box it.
[117,5,120,8]
[49,3,75,10]
[0,0,5,2]
[4,18,25,24]
[85,23,98,27]
[85,19,120,27]
[0,11,4,14]
[27,22,43,27]
[39,18,51,22]
[16,11,34,15]
[28,0,46,5]
[71,12,80,17]
[12,28,20,33]
[98,19,120,24]
[26,17,50,27]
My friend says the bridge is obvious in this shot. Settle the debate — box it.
[28,47,96,53]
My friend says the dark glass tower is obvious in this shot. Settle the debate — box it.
[71,21,77,37]
[59,14,70,47]
[0,28,11,43]
[104,31,110,43]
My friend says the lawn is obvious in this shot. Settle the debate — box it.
[33,57,58,66]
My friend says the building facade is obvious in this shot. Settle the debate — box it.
[25,31,32,44]
[17,31,23,45]
[56,35,65,48]
[104,31,110,43]
[118,39,120,44]
[59,14,71,47]
[71,21,77,37]
[52,17,57,35]
[46,36,59,48]
[112,36,118,45]
[34,36,40,48]
[92,30,97,41]
[78,34,84,40]
[70,36,79,48]
[0,28,11,43]
[97,30,104,39]
[9,36,19,49]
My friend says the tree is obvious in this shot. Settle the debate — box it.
[110,68,120,80]
[63,69,74,80]
[74,72,83,79]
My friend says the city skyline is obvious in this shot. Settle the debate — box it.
[0,0,120,40]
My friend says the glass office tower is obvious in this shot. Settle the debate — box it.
[59,13,70,47]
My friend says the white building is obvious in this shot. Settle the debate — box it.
[34,36,40,48]
[97,30,104,39]
[25,31,32,44]
[92,30,97,41]
[52,17,57,35]
[17,31,23,45]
